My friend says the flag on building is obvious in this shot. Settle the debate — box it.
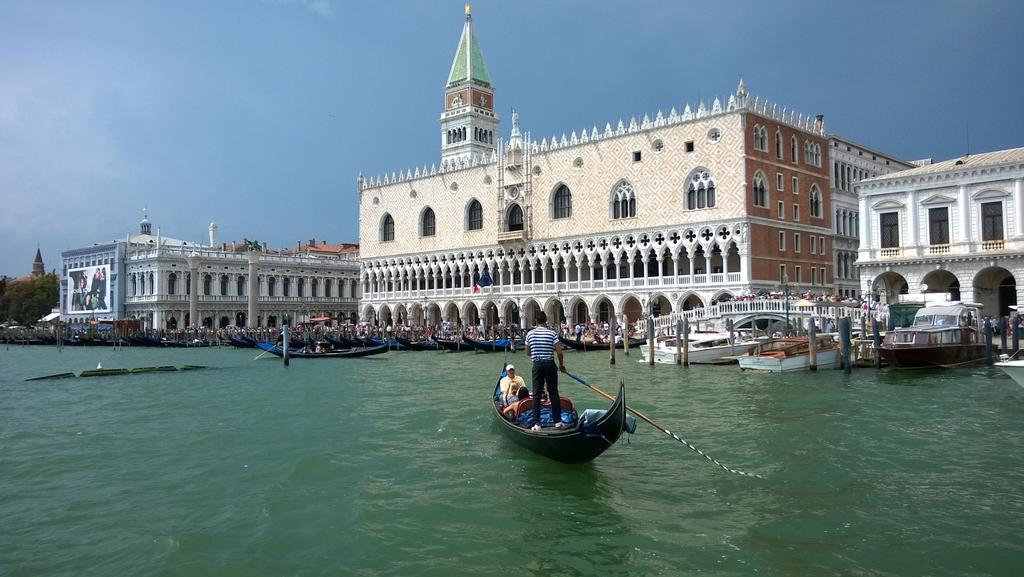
[473,270,494,293]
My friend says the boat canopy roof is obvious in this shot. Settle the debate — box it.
[913,303,978,328]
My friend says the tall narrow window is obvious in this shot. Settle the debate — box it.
[467,199,483,230]
[552,185,572,219]
[779,231,786,251]
[928,207,949,245]
[775,131,783,159]
[982,202,1004,241]
[810,185,823,218]
[421,207,436,237]
[612,182,637,218]
[381,213,395,241]
[688,170,716,210]
[794,233,801,253]
[791,137,798,163]
[507,204,524,231]
[752,173,768,208]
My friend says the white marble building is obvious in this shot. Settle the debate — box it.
[857,147,1024,316]
[64,211,361,330]
[357,7,838,330]
[829,137,915,299]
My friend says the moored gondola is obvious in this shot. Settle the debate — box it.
[462,336,523,352]
[255,341,389,358]
[558,335,645,351]
[253,340,385,358]
[224,335,257,348]
[394,337,440,351]
[492,377,630,464]
[434,337,471,351]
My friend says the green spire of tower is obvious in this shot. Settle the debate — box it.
[446,3,491,88]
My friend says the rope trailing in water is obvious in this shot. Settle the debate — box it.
[566,371,763,479]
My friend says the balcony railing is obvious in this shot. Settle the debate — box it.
[982,240,1005,251]
[879,247,903,257]
[928,244,950,255]
[496,230,526,243]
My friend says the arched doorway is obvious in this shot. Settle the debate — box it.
[503,300,521,327]
[921,270,961,301]
[506,204,524,231]
[235,312,246,327]
[202,316,213,328]
[680,293,704,311]
[871,271,909,304]
[522,299,542,327]
[425,303,441,327]
[545,298,565,324]
[463,302,480,327]
[650,294,672,317]
[267,315,278,328]
[409,303,424,326]
[219,316,230,328]
[167,316,178,330]
[572,300,589,325]
[444,302,461,325]
[379,305,393,328]
[974,267,1017,317]
[594,298,615,324]
[621,295,642,323]
[481,302,499,327]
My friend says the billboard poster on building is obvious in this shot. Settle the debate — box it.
[66,265,111,313]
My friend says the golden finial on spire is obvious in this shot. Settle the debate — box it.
[465,2,471,16]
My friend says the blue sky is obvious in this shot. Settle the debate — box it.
[1,0,1022,277]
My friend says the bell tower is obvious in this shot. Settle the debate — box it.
[440,3,498,165]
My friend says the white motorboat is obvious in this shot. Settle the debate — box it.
[639,332,759,364]
[737,336,839,372]
[995,359,1024,387]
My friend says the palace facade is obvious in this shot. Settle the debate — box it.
[857,147,1024,316]
[357,7,885,329]
[62,211,361,330]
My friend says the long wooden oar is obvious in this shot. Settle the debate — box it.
[566,372,763,479]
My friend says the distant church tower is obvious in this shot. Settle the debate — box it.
[140,207,152,235]
[32,247,44,277]
[440,3,498,165]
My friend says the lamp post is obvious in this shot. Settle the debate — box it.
[782,273,790,336]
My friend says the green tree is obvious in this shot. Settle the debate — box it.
[0,274,59,325]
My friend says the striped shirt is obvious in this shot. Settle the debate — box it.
[525,325,558,362]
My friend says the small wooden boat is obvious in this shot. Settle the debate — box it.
[394,337,440,351]
[434,337,471,351]
[558,335,645,351]
[255,341,389,358]
[492,378,629,464]
[462,336,523,352]
[639,332,762,364]
[737,335,839,372]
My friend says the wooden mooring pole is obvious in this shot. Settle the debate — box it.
[647,316,655,366]
[839,317,852,374]
[807,317,818,371]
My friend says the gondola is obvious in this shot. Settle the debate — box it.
[434,337,471,351]
[255,341,389,358]
[558,335,645,351]
[224,335,257,348]
[491,377,630,464]
[462,336,523,352]
[394,337,439,351]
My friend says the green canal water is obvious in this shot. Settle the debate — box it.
[2,344,1024,576]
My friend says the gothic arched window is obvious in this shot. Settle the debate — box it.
[552,185,572,219]
[687,170,716,210]
[168,272,177,295]
[220,275,228,296]
[507,204,524,231]
[381,213,395,242]
[752,172,768,208]
[612,182,636,219]
[775,130,783,159]
[466,199,483,230]
[421,207,436,237]
[810,185,823,218]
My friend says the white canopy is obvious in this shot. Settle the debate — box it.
[38,312,61,323]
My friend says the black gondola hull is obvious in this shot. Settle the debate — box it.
[492,381,626,464]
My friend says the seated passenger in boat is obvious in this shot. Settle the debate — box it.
[499,364,527,405]
[501,387,532,419]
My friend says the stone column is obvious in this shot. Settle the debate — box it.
[906,190,918,249]
[958,184,970,245]
[187,252,200,329]
[858,196,871,260]
[1015,178,1023,237]
[247,252,259,328]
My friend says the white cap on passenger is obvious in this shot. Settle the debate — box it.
[505,364,515,371]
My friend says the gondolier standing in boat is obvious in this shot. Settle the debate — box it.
[525,311,568,431]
